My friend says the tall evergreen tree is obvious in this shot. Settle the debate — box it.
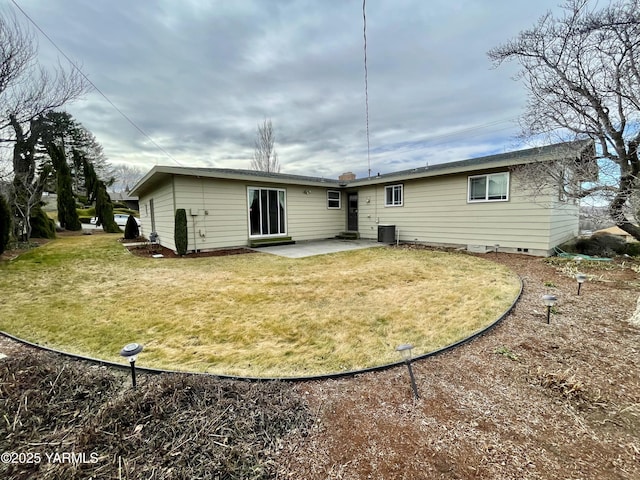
[44,142,81,230]
[38,111,113,195]
[0,193,11,254]
[82,155,119,233]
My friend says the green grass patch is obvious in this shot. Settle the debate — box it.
[113,208,139,216]
[0,236,520,377]
[76,206,96,217]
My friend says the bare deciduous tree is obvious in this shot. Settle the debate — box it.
[0,10,88,132]
[251,119,280,173]
[10,156,51,240]
[0,9,89,240]
[489,0,640,240]
[111,163,146,193]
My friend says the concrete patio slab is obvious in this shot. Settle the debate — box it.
[252,239,384,258]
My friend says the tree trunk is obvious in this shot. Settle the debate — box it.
[610,141,640,240]
[609,172,640,240]
[9,115,42,241]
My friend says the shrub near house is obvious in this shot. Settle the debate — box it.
[174,209,188,256]
[124,215,140,240]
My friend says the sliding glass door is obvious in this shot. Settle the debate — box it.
[248,187,286,236]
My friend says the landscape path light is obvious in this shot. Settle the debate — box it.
[494,244,500,257]
[542,295,558,324]
[395,344,419,400]
[576,273,587,296]
[120,343,143,388]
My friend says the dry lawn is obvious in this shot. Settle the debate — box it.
[0,234,519,377]
[0,249,638,479]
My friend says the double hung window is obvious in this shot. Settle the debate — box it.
[327,190,341,209]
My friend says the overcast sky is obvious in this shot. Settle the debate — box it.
[8,0,566,179]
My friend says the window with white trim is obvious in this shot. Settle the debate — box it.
[327,190,341,209]
[468,172,509,202]
[248,187,287,236]
[385,184,403,207]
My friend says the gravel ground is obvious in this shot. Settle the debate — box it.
[1,248,639,479]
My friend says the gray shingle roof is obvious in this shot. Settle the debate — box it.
[130,139,594,195]
[351,140,593,184]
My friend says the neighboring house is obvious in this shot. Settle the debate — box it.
[594,226,638,243]
[108,191,140,211]
[129,140,594,256]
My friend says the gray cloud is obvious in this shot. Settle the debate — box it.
[16,0,562,179]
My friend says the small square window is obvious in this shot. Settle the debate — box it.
[327,190,341,209]
[385,184,403,207]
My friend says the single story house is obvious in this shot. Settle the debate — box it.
[129,140,595,256]
[108,191,140,211]
[593,226,638,243]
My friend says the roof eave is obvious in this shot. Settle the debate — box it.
[129,166,341,197]
[346,140,595,187]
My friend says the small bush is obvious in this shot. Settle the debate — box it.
[494,346,519,361]
[574,233,626,257]
[124,214,140,240]
[30,206,56,239]
[624,242,640,256]
[175,208,188,256]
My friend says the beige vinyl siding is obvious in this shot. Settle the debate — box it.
[139,178,176,251]
[172,176,248,250]
[357,170,569,253]
[287,186,344,240]
[548,200,579,249]
[170,177,344,250]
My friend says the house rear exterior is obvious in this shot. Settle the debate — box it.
[129,140,594,256]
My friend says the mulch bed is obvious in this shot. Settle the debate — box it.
[276,249,640,479]
[0,351,309,479]
[124,240,256,259]
[1,245,639,479]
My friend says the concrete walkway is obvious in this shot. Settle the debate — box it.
[252,239,384,258]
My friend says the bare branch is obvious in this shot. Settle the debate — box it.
[251,119,280,173]
[490,0,640,240]
[0,10,91,136]
[111,163,146,192]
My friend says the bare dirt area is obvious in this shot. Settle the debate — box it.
[125,242,256,259]
[1,247,639,479]
[275,250,640,480]
[0,238,51,262]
